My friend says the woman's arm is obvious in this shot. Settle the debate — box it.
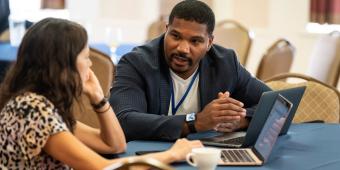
[44,132,202,170]
[74,105,126,154]
[106,138,203,166]
[75,69,126,154]
[44,131,111,170]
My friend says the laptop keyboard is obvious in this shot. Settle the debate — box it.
[221,136,245,144]
[221,149,255,163]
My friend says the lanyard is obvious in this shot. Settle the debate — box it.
[170,70,199,115]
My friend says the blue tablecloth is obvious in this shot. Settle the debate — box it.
[120,123,340,170]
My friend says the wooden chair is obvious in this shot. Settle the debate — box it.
[73,48,115,128]
[256,39,295,81]
[214,20,252,66]
[265,73,340,123]
[146,17,167,42]
[103,158,174,170]
[0,29,9,41]
[306,31,340,87]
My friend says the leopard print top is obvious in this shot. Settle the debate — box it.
[0,92,71,169]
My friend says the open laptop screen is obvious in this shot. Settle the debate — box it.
[254,95,292,162]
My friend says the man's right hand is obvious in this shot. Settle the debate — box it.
[194,91,246,132]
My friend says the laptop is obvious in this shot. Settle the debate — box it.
[218,94,292,165]
[201,86,305,148]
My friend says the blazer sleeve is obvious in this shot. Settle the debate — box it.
[109,55,185,141]
[229,51,271,117]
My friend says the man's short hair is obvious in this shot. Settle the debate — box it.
[169,0,215,35]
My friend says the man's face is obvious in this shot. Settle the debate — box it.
[164,17,213,79]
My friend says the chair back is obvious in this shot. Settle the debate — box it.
[0,29,9,41]
[214,20,252,65]
[146,18,167,42]
[307,31,340,87]
[256,39,295,81]
[265,73,340,123]
[73,48,115,128]
[103,158,175,170]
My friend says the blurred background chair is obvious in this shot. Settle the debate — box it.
[306,31,340,87]
[146,16,167,42]
[0,0,10,42]
[0,29,9,41]
[73,48,115,128]
[265,73,340,123]
[104,158,174,170]
[213,20,252,66]
[256,39,295,81]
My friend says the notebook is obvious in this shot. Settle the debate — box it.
[201,86,305,148]
[218,94,292,165]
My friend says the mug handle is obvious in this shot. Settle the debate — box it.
[186,153,197,167]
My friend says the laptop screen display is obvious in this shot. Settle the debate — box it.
[254,95,291,162]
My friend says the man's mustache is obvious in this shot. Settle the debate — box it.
[170,53,193,66]
[171,53,189,60]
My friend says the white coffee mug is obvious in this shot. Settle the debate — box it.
[186,147,221,170]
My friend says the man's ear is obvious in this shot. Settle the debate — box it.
[207,34,214,50]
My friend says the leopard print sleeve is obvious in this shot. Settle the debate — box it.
[16,93,69,158]
[0,92,70,169]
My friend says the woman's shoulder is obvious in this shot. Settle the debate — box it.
[0,92,70,169]
[4,91,69,132]
[15,91,53,103]
[5,92,64,125]
[12,92,55,112]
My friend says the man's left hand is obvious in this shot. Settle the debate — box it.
[214,120,240,132]
[214,91,246,132]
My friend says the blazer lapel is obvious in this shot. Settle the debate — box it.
[158,41,171,115]
[199,56,215,110]
[159,71,171,115]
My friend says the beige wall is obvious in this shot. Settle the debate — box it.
[159,0,213,19]
[213,0,316,77]
[100,0,158,20]
[68,0,159,43]
[233,0,269,28]
[67,0,330,84]
[7,0,336,89]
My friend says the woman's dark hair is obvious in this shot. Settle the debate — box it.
[0,17,88,131]
[169,0,215,35]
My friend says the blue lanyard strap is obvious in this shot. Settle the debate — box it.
[170,70,199,115]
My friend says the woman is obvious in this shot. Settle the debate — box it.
[0,18,202,169]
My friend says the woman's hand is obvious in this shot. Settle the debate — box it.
[83,69,104,104]
[166,138,203,161]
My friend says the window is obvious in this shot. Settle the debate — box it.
[308,0,340,33]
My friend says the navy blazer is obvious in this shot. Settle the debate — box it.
[110,35,270,141]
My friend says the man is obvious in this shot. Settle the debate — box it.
[110,0,270,141]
